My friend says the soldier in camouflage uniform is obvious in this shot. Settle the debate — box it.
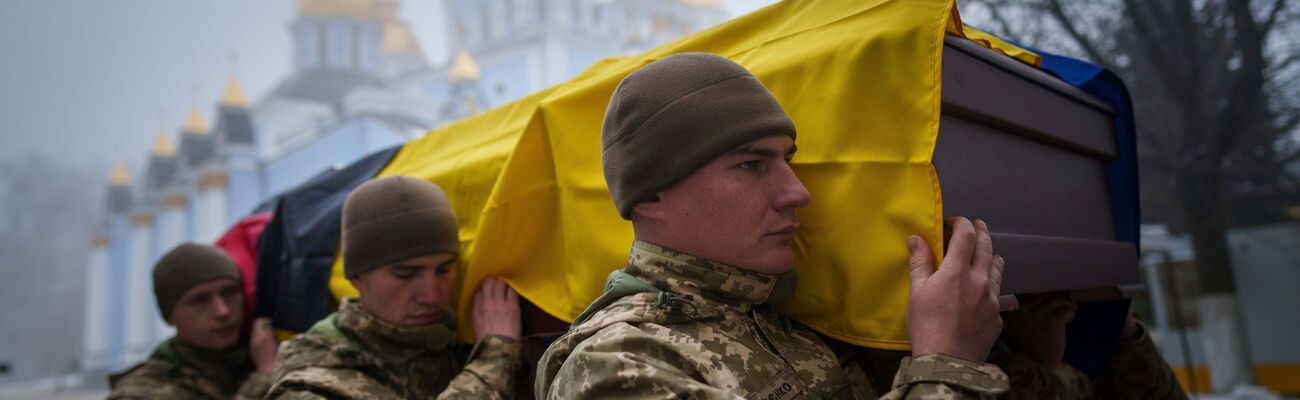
[993,294,1188,399]
[536,52,1012,399]
[267,176,523,399]
[108,243,278,399]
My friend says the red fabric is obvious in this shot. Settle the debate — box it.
[215,212,272,327]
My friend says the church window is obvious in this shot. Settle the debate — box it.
[317,24,328,67]
[350,25,361,70]
[296,25,319,69]
[330,23,350,68]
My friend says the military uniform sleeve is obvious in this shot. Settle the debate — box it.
[878,353,1009,400]
[436,335,523,400]
[1093,321,1189,400]
[994,345,1092,400]
[106,366,203,400]
[267,367,403,399]
[266,389,335,400]
[107,382,199,400]
[234,370,272,400]
[542,325,742,400]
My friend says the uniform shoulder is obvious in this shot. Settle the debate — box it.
[268,365,399,399]
[274,328,369,377]
[107,358,200,399]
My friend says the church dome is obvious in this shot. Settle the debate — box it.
[109,162,132,186]
[298,0,372,18]
[183,108,209,134]
[221,76,249,108]
[448,48,480,82]
[152,131,177,157]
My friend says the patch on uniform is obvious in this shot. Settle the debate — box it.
[746,369,807,400]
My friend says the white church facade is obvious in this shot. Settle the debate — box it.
[82,0,725,376]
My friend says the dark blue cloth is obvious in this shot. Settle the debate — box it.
[1030,48,1142,379]
[254,145,401,332]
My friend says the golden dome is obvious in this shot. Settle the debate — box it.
[109,162,132,186]
[381,22,420,54]
[183,108,209,134]
[448,48,480,82]
[679,0,722,9]
[221,76,248,108]
[152,131,177,157]
[298,0,372,18]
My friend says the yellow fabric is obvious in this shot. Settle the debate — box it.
[327,0,1019,349]
[954,23,1043,67]
[328,87,559,302]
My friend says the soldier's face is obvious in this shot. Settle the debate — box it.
[170,279,244,351]
[350,253,458,327]
[643,135,810,274]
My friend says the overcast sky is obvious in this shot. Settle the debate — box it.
[0,0,778,179]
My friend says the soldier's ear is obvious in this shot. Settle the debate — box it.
[347,276,364,294]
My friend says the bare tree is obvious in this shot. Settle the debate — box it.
[961,0,1299,392]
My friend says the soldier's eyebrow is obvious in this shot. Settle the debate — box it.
[727,143,798,159]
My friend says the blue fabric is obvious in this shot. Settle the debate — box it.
[1029,48,1142,379]
[254,145,401,332]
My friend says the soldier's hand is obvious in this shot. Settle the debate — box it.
[1004,293,1076,371]
[905,217,1004,362]
[472,278,522,341]
[250,318,278,373]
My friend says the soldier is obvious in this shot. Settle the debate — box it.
[108,243,277,399]
[994,294,1189,399]
[536,52,1010,399]
[267,176,523,399]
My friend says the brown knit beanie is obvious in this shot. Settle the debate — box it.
[602,52,796,220]
[342,176,460,278]
[153,243,242,323]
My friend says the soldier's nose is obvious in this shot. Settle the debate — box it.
[773,163,811,210]
[212,299,230,318]
[413,283,443,306]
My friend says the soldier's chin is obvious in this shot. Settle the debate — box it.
[195,333,240,351]
[741,250,793,274]
[404,313,442,326]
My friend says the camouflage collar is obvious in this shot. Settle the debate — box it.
[167,337,251,370]
[625,240,797,308]
[155,337,252,395]
[335,297,457,360]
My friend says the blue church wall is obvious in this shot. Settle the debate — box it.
[264,118,408,196]
[106,215,130,371]
[146,218,161,343]
[566,45,602,81]
[480,52,531,106]
[226,155,267,224]
[184,187,198,243]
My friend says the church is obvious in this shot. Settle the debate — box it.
[81,0,725,376]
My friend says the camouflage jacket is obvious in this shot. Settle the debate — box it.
[107,337,271,399]
[536,240,1009,399]
[992,321,1188,400]
[267,298,522,399]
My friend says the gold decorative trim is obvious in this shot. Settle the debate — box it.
[197,170,228,190]
[163,193,189,209]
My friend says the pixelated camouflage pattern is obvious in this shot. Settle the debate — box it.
[880,353,1008,400]
[536,240,1009,399]
[991,321,1187,400]
[107,337,270,399]
[267,298,522,399]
